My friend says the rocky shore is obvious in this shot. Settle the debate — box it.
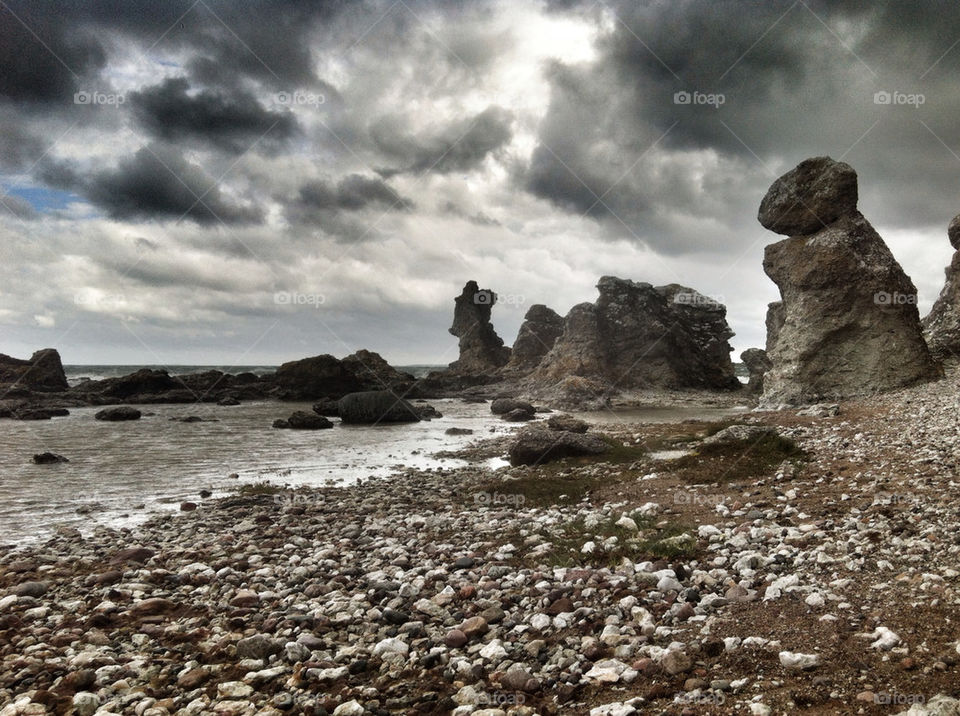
[4,364,960,715]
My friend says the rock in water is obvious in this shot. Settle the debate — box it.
[0,348,68,391]
[447,281,511,374]
[273,411,334,430]
[759,157,939,405]
[923,213,960,358]
[338,390,421,424]
[504,304,564,374]
[740,348,771,394]
[274,351,413,400]
[528,277,740,395]
[33,452,69,464]
[95,406,142,421]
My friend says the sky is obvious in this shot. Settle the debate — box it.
[1,0,959,367]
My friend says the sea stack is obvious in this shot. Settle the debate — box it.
[758,156,939,405]
[446,281,511,375]
[921,214,960,359]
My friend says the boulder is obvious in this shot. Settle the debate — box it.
[94,369,180,399]
[413,402,442,420]
[95,406,142,421]
[758,156,859,235]
[445,427,474,435]
[33,452,69,464]
[274,351,413,400]
[1,405,70,420]
[0,348,68,392]
[312,398,340,416]
[273,411,334,430]
[508,426,609,466]
[528,277,740,394]
[337,390,421,424]
[501,407,536,422]
[923,213,960,358]
[504,304,565,374]
[217,397,241,406]
[446,281,511,374]
[759,158,939,404]
[546,413,589,433]
[490,398,535,415]
[740,348,772,394]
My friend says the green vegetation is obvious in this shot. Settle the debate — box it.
[237,480,286,496]
[669,430,807,484]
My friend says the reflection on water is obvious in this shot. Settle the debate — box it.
[0,400,506,544]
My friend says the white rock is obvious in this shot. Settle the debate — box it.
[217,681,254,699]
[750,704,772,716]
[585,659,629,683]
[72,692,100,716]
[865,626,901,650]
[332,700,366,716]
[479,639,507,661]
[779,651,820,670]
[530,613,551,630]
[616,515,638,531]
[373,637,409,657]
[590,702,637,716]
[582,541,597,554]
[804,592,825,608]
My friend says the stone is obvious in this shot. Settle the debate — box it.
[459,616,489,639]
[445,427,474,435]
[490,398,534,415]
[236,634,284,660]
[129,598,176,617]
[504,304,565,374]
[0,348,68,391]
[274,350,413,400]
[312,397,340,416]
[501,407,536,422]
[332,701,365,716]
[779,651,821,670]
[759,158,939,404]
[177,667,210,689]
[446,281,511,374]
[12,581,47,598]
[508,426,609,466]
[546,413,589,433]
[337,390,421,424]
[217,681,254,699]
[32,452,69,464]
[71,692,100,716]
[273,410,334,430]
[923,213,960,358]
[661,649,692,675]
[373,637,409,657]
[740,348,771,394]
[758,156,859,235]
[527,277,740,403]
[444,629,468,648]
[95,406,142,421]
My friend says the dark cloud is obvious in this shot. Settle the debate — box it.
[0,119,45,171]
[298,175,414,212]
[373,106,513,177]
[84,145,263,225]
[131,77,298,152]
[0,194,39,221]
[0,4,106,103]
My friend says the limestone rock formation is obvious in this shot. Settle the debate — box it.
[508,426,609,466]
[337,390,421,424]
[274,351,413,400]
[503,304,564,374]
[740,348,772,394]
[922,213,960,359]
[759,157,939,405]
[527,277,740,394]
[0,349,68,392]
[447,281,511,374]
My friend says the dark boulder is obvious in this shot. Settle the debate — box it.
[338,390,421,424]
[218,397,241,406]
[274,351,413,400]
[0,349,68,392]
[95,406,142,421]
[490,398,535,415]
[312,398,340,417]
[508,427,609,466]
[273,411,334,430]
[546,413,589,433]
[33,452,69,464]
[501,407,536,422]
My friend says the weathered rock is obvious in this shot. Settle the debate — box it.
[93,368,180,399]
[312,398,340,416]
[447,281,511,374]
[2,405,70,420]
[218,396,241,406]
[508,426,609,465]
[236,634,284,660]
[740,348,772,394]
[413,402,442,420]
[760,159,939,404]
[32,452,69,464]
[0,348,68,391]
[273,411,334,430]
[490,398,534,415]
[337,390,420,424]
[275,351,413,400]
[528,277,740,396]
[501,407,536,422]
[765,301,785,354]
[504,304,564,374]
[546,413,589,433]
[94,406,142,421]
[923,214,960,359]
[445,427,474,435]
[758,156,859,235]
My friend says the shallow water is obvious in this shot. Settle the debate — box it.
[0,399,505,544]
[575,405,749,424]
